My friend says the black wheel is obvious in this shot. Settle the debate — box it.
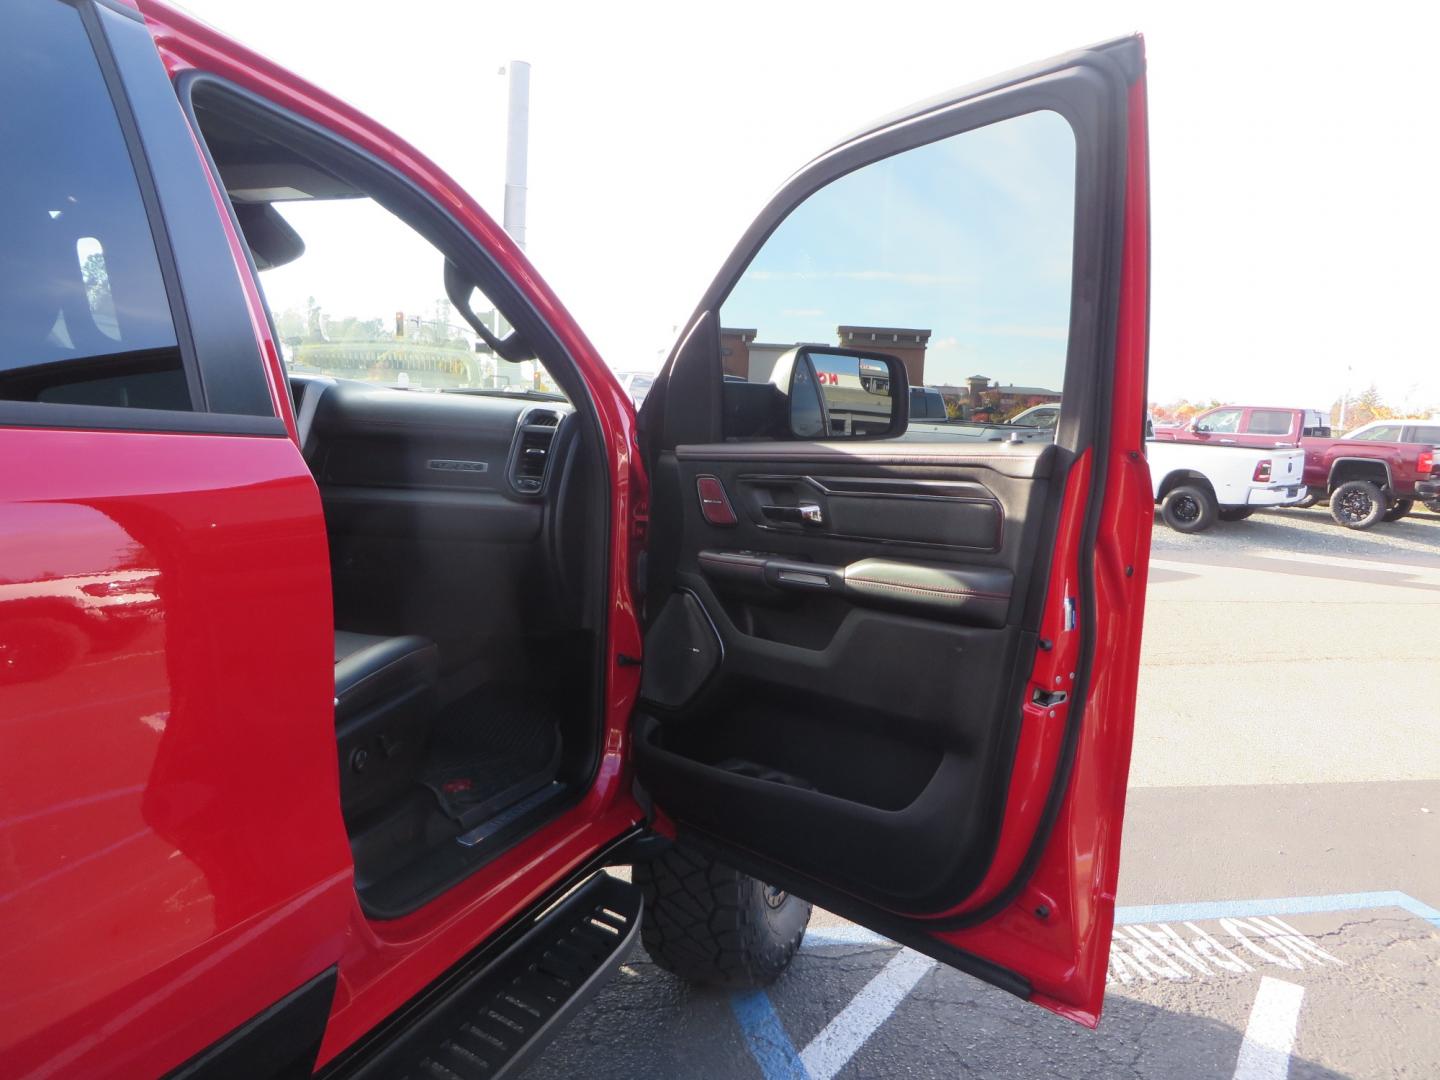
[633,843,811,989]
[1294,493,1319,509]
[1329,480,1385,529]
[1425,498,1440,515]
[1160,483,1218,533]
[1217,507,1255,522]
[1383,498,1414,522]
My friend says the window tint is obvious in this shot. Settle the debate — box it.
[1349,424,1401,441]
[1013,405,1059,429]
[908,387,946,420]
[0,0,189,411]
[719,110,1075,440]
[1410,425,1440,444]
[1248,409,1293,435]
[238,195,563,397]
[1200,409,1242,433]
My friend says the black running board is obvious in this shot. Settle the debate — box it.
[346,873,642,1079]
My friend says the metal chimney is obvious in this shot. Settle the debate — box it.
[503,61,530,250]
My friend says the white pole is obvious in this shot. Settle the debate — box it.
[503,61,530,251]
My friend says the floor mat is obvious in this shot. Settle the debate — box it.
[423,685,562,829]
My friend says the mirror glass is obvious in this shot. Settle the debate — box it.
[784,347,900,438]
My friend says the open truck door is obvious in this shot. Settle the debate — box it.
[633,36,1151,1025]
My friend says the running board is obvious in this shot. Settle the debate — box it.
[348,873,642,1079]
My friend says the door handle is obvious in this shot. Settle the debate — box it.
[761,502,824,526]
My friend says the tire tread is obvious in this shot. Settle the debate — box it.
[633,844,811,989]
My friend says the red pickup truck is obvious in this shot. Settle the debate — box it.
[1152,405,1437,528]
[1,4,1153,1077]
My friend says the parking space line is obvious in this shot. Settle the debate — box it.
[1114,890,1440,928]
[731,990,807,1080]
[756,892,1436,1079]
[799,949,935,1080]
[801,889,1440,956]
[1232,977,1305,1080]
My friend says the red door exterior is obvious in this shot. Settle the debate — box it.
[0,429,353,1077]
[4,1,648,1074]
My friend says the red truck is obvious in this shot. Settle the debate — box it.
[1152,405,1437,528]
[0,4,1154,1077]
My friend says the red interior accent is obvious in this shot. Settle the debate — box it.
[696,475,738,527]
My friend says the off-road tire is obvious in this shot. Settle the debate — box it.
[1425,498,1440,515]
[1294,493,1319,509]
[1382,498,1414,522]
[1329,480,1385,529]
[1161,483,1218,533]
[633,843,811,989]
[1217,507,1255,522]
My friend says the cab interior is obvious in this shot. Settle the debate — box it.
[190,83,609,918]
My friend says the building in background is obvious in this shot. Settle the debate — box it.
[932,376,1062,421]
[720,324,932,386]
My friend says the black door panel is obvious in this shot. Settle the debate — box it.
[637,442,1057,912]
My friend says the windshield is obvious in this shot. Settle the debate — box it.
[253,196,565,399]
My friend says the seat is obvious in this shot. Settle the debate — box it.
[335,631,439,821]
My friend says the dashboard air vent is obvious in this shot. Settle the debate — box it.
[511,411,560,493]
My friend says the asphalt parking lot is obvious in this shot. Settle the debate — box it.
[528,504,1440,1080]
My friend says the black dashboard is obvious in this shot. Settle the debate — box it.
[291,375,572,497]
[287,375,592,693]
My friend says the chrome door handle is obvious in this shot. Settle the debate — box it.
[762,502,824,526]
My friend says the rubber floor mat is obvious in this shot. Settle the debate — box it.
[424,685,562,828]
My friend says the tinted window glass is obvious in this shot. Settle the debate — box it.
[1248,409,1292,435]
[1200,409,1242,433]
[0,0,189,411]
[1410,425,1440,444]
[908,387,945,420]
[719,110,1075,440]
[1349,424,1401,441]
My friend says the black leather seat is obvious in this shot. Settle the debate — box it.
[334,632,439,821]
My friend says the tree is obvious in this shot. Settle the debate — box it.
[323,316,385,342]
[1335,383,1396,429]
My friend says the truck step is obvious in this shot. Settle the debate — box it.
[348,873,641,1079]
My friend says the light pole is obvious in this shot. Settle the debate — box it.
[502,61,530,251]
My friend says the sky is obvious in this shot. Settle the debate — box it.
[721,109,1076,391]
[178,0,1440,415]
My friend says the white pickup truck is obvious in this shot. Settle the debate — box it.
[1146,440,1308,532]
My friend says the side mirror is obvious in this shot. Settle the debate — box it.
[773,346,909,440]
[1194,423,1211,433]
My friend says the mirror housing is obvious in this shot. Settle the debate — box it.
[773,345,908,440]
